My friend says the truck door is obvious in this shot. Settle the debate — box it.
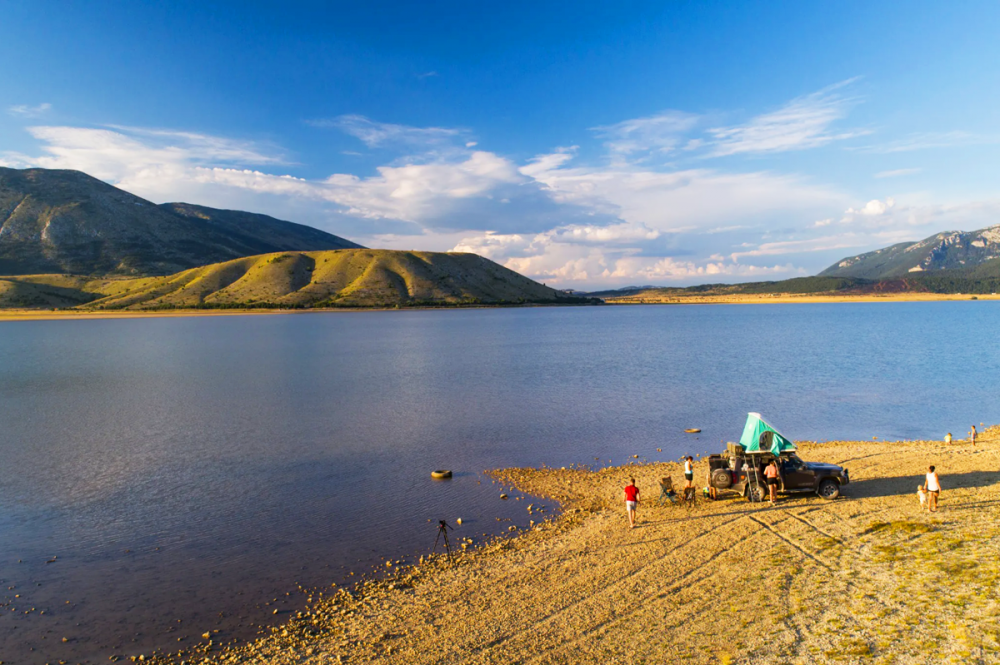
[781,458,815,490]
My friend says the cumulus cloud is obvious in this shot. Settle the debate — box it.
[16,86,992,288]
[523,150,843,232]
[612,256,803,280]
[836,197,1000,233]
[9,123,603,237]
[847,197,895,216]
[8,103,51,117]
[6,119,865,286]
[452,226,806,285]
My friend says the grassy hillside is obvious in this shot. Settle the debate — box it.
[0,167,361,276]
[0,249,594,310]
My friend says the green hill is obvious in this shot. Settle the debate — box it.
[0,249,593,310]
[0,167,362,276]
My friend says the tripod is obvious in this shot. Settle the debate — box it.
[433,520,453,559]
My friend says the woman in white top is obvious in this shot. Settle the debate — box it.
[923,465,941,512]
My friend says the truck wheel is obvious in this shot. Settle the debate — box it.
[712,469,732,489]
[818,479,840,500]
[746,483,767,503]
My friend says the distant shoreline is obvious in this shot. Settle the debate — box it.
[2,291,998,321]
[0,302,594,321]
[602,292,1000,305]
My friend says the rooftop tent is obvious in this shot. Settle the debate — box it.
[739,412,796,456]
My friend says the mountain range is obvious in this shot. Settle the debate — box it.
[4,166,1000,308]
[820,224,1000,279]
[589,225,1000,300]
[0,167,361,276]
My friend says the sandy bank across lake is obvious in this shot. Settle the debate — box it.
[604,293,1000,305]
[3,293,998,321]
[133,426,1000,665]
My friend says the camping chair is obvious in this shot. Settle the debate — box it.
[658,477,679,505]
[682,485,698,508]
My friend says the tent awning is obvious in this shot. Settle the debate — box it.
[739,412,796,456]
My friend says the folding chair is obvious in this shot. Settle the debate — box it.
[658,477,679,506]
[682,485,698,508]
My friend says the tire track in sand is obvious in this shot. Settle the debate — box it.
[459,512,752,662]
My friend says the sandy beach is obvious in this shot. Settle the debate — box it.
[127,426,1000,665]
[0,308,294,322]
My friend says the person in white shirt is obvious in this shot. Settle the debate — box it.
[922,465,942,512]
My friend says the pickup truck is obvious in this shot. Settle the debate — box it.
[707,448,849,501]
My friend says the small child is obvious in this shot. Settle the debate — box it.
[917,485,927,508]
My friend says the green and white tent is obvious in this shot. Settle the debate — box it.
[739,412,796,456]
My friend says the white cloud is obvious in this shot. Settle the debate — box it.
[9,124,535,231]
[591,111,699,161]
[14,88,998,289]
[612,256,803,280]
[837,197,1000,233]
[8,103,51,118]
[846,197,895,216]
[7,120,858,286]
[549,222,660,244]
[21,125,284,185]
[857,132,1000,154]
[309,114,466,148]
[452,226,807,285]
[730,235,867,261]
[524,150,844,232]
[706,79,866,157]
[582,80,866,165]
[874,168,921,179]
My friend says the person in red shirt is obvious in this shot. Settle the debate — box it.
[624,478,640,528]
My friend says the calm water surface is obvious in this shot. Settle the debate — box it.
[1,303,999,662]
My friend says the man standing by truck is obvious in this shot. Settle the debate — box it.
[764,458,780,505]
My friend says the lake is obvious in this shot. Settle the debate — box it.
[1,302,998,662]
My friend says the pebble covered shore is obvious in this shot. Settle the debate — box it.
[128,426,1000,665]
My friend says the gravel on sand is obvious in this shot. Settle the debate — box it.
[154,426,1000,664]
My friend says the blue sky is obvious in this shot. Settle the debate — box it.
[3,1,1000,287]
